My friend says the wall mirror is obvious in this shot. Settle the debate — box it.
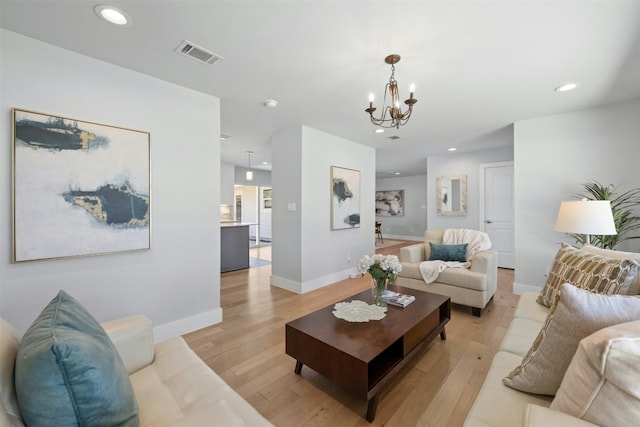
[437,175,467,216]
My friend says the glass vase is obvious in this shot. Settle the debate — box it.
[371,277,388,307]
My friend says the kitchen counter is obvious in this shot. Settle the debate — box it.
[220,223,252,272]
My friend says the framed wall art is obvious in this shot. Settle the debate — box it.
[437,174,467,216]
[330,166,360,230]
[12,108,151,262]
[376,189,404,216]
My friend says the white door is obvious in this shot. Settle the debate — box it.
[480,162,514,269]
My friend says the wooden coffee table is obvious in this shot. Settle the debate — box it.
[285,284,450,421]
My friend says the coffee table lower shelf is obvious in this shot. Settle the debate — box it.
[285,286,450,422]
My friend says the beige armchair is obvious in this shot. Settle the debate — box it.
[397,230,498,316]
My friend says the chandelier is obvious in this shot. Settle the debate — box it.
[365,54,417,129]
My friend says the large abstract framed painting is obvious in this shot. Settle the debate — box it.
[331,166,360,230]
[376,190,404,216]
[12,109,151,262]
[437,175,467,216]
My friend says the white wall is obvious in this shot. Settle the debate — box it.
[220,162,235,205]
[271,126,375,293]
[375,175,428,240]
[514,99,640,292]
[0,30,222,339]
[427,145,514,231]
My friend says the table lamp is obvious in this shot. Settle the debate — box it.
[554,199,617,246]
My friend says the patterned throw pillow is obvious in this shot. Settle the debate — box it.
[537,243,639,308]
[503,283,640,396]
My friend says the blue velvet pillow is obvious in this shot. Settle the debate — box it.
[15,290,139,427]
[429,242,468,262]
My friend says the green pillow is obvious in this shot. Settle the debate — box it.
[15,290,139,426]
[428,242,468,262]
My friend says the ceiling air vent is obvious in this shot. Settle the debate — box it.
[388,135,401,140]
[175,40,224,66]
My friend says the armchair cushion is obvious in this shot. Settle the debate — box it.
[428,242,468,262]
[14,290,139,427]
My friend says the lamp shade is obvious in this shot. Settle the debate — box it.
[554,200,617,235]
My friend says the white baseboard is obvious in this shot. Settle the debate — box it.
[513,282,542,295]
[271,269,355,294]
[383,234,422,241]
[153,308,222,343]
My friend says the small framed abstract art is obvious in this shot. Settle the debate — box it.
[12,108,151,262]
[376,190,404,216]
[331,166,360,230]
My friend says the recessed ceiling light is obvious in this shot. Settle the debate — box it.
[448,147,457,152]
[220,134,231,141]
[554,82,580,92]
[262,161,270,165]
[94,5,132,26]
[395,172,401,175]
[374,129,384,134]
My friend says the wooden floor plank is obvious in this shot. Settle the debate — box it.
[183,242,518,426]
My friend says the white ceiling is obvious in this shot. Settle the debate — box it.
[2,1,639,177]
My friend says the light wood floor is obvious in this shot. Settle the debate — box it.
[184,242,518,426]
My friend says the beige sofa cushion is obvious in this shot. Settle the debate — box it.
[550,320,640,427]
[503,283,640,396]
[0,319,22,425]
[130,337,273,427]
[537,243,639,308]
[399,262,487,291]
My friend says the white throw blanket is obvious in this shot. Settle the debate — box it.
[419,229,492,284]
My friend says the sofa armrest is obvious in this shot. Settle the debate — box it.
[523,404,598,427]
[469,249,495,274]
[102,315,155,375]
[400,243,425,263]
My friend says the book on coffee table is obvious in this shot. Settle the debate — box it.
[383,291,415,307]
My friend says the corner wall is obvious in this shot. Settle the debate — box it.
[514,99,640,292]
[0,30,222,339]
[271,126,375,293]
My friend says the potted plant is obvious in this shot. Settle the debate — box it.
[357,254,402,306]
[573,181,640,249]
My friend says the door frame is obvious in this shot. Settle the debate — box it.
[478,160,514,232]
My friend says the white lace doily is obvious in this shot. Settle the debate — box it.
[332,300,387,322]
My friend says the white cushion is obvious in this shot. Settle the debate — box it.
[130,337,273,427]
[463,352,552,427]
[0,319,23,425]
[550,320,640,427]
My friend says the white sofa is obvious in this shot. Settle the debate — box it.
[464,244,640,427]
[397,230,498,316]
[463,291,598,426]
[1,315,273,427]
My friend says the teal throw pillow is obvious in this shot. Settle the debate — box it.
[429,242,468,262]
[15,290,139,427]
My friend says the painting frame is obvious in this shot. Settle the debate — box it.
[12,108,151,262]
[436,174,467,216]
[330,165,360,230]
[376,189,405,217]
